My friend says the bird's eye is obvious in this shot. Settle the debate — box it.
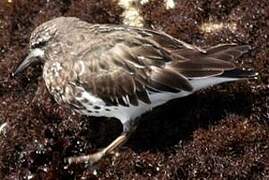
[31,41,48,49]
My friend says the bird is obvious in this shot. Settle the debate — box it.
[14,16,258,165]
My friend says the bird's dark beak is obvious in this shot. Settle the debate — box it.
[13,48,44,76]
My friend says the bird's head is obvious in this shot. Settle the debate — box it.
[13,17,78,76]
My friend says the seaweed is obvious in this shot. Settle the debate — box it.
[0,0,268,179]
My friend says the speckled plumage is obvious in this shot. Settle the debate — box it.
[15,17,257,164]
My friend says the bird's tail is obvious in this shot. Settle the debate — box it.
[170,44,258,80]
[219,68,259,79]
[205,44,258,79]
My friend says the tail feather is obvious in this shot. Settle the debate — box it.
[220,68,258,79]
[207,44,251,62]
[169,44,257,79]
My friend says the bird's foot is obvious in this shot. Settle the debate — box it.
[66,131,131,165]
[67,149,106,165]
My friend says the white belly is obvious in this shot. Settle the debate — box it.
[74,77,238,124]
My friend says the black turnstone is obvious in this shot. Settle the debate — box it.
[14,17,258,165]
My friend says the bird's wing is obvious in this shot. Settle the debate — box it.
[128,27,250,79]
[66,26,192,106]
[66,25,248,106]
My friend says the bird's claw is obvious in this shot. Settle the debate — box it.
[67,150,105,165]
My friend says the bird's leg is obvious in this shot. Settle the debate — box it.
[67,122,136,165]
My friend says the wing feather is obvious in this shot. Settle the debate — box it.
[61,24,250,106]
